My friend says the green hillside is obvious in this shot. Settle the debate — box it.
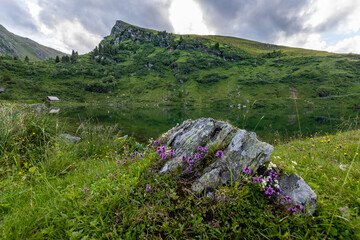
[0,20,359,108]
[0,24,67,60]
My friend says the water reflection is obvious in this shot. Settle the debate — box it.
[59,105,358,143]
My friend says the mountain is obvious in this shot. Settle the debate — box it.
[0,24,66,60]
[0,20,359,109]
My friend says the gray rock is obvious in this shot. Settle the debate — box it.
[206,191,231,202]
[0,88,5,93]
[157,118,317,214]
[60,134,81,144]
[159,118,274,193]
[49,108,60,114]
[278,174,317,214]
[30,104,48,112]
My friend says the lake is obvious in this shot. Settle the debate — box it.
[58,104,359,143]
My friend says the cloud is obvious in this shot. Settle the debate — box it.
[326,35,360,53]
[194,0,311,42]
[275,32,327,51]
[2,0,360,54]
[50,19,103,54]
[194,0,360,53]
[37,0,174,53]
[0,0,38,34]
[304,0,360,34]
[169,0,214,35]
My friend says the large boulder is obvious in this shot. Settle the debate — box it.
[160,118,274,192]
[158,118,317,214]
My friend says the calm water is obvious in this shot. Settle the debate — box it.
[58,104,359,143]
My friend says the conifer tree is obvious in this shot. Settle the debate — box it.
[70,50,77,64]
[61,55,70,63]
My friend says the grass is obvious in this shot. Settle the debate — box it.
[1,22,359,109]
[0,103,59,170]
[0,103,360,239]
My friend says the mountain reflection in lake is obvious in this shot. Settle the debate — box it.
[59,105,358,143]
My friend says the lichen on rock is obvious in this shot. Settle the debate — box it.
[159,118,273,192]
[157,118,317,214]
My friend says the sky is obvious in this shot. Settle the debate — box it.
[1,0,360,54]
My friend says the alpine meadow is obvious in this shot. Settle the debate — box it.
[0,18,360,239]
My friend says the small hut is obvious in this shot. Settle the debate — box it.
[47,96,60,102]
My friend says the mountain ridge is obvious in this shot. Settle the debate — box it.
[105,20,333,56]
[0,24,67,60]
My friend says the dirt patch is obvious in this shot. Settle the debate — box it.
[289,87,298,99]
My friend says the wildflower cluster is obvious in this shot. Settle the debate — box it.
[181,145,209,173]
[151,131,176,161]
[154,144,175,161]
[117,151,144,166]
[244,162,304,214]
[243,163,281,199]
[215,150,224,159]
[144,129,176,192]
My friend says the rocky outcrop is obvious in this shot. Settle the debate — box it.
[160,118,273,192]
[158,118,317,214]
[110,20,171,48]
[103,20,243,62]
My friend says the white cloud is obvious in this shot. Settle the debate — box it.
[15,0,102,54]
[275,32,327,51]
[274,0,360,53]
[169,0,214,35]
[305,0,360,33]
[23,0,52,34]
[51,19,103,54]
[326,35,360,53]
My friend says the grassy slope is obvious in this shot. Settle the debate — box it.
[0,104,359,239]
[0,23,359,108]
[0,24,67,60]
[202,35,333,56]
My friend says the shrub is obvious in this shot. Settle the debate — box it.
[196,73,228,85]
[316,86,336,97]
[84,76,118,93]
